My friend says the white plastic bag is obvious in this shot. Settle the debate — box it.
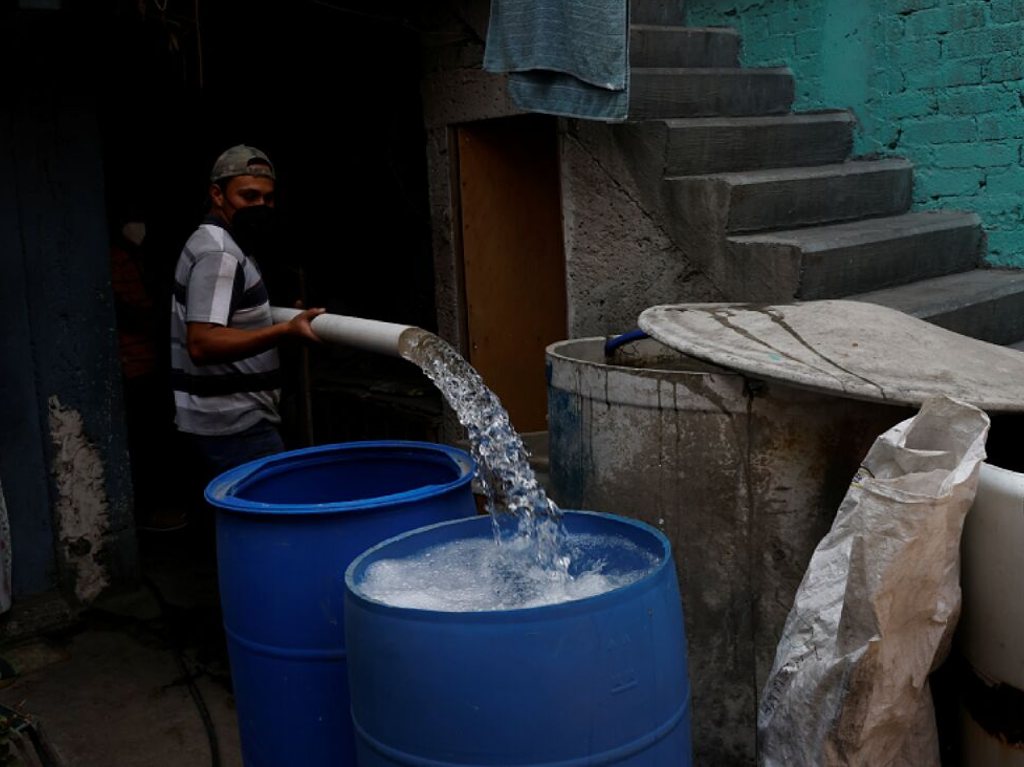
[759,396,990,767]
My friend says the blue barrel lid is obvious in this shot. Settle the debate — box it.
[205,440,476,516]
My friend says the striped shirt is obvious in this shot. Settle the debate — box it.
[170,221,281,435]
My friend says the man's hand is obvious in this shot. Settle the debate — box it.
[288,307,326,343]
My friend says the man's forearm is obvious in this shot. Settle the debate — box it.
[186,322,292,365]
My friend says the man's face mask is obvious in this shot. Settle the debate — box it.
[230,205,278,256]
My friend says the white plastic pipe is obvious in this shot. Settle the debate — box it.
[271,307,417,358]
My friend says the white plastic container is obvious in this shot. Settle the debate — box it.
[959,462,1024,765]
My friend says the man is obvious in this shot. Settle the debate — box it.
[170,144,324,480]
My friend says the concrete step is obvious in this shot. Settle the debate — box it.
[629,67,794,119]
[723,210,984,301]
[668,158,913,235]
[660,112,855,175]
[852,268,1024,346]
[630,25,740,68]
[631,0,687,25]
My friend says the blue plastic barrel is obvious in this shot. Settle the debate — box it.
[344,510,693,766]
[205,440,478,767]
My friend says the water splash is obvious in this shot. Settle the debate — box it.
[400,329,569,575]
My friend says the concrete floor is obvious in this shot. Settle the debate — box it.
[0,527,243,766]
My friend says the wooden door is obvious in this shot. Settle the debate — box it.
[456,116,567,433]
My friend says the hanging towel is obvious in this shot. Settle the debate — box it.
[483,0,630,121]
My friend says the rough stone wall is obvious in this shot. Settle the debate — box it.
[685,0,1024,267]
[561,122,723,336]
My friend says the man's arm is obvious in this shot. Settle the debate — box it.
[186,307,325,365]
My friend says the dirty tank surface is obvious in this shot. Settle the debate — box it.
[547,335,912,765]
[638,300,1024,412]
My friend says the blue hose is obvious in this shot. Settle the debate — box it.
[604,329,649,356]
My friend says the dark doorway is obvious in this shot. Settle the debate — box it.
[85,0,444,592]
[95,0,436,328]
[92,0,442,470]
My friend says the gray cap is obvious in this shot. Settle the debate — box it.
[209,145,276,183]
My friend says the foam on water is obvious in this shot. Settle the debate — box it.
[358,533,660,612]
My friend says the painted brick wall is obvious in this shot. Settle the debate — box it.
[684,0,1024,267]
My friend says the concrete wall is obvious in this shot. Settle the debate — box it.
[685,0,1024,267]
[421,1,513,354]
[560,122,722,335]
[0,13,137,619]
[420,0,719,346]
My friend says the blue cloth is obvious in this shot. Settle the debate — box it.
[483,0,630,121]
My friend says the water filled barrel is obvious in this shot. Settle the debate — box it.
[205,440,477,767]
[344,510,693,766]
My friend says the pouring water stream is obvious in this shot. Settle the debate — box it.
[271,309,656,608]
[398,328,570,576]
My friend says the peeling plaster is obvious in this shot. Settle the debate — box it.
[47,395,110,602]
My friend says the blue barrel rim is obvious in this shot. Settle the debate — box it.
[344,510,673,622]
[205,439,477,516]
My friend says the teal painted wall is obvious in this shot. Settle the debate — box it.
[685,0,1024,267]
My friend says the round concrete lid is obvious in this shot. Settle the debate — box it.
[638,300,1024,412]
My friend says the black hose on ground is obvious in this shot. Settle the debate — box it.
[141,577,222,767]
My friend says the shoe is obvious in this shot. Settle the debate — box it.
[137,507,189,533]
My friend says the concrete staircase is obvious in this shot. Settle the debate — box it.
[615,2,1024,347]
